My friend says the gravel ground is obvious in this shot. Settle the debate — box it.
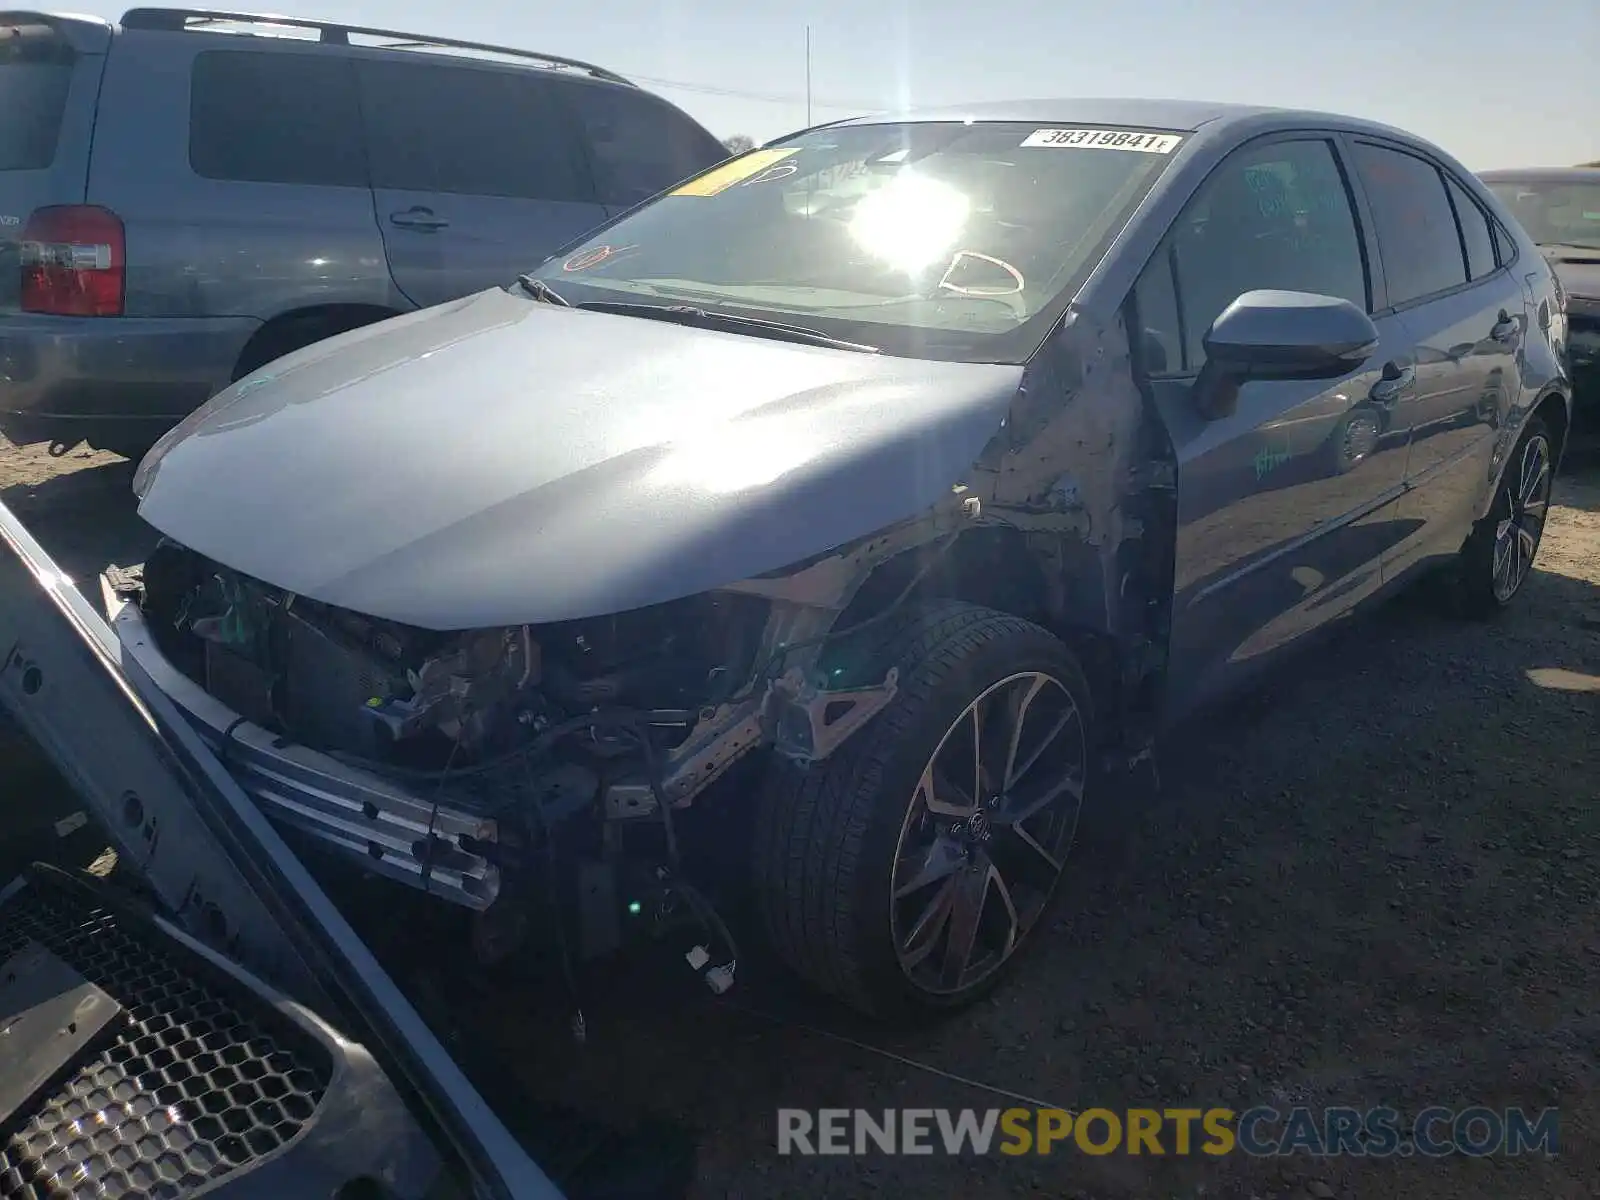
[2,432,1597,1200]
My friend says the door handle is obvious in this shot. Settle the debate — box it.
[1368,361,1415,403]
[389,207,449,231]
[1490,310,1518,343]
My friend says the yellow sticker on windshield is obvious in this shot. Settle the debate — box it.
[672,148,801,197]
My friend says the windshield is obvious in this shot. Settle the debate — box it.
[524,120,1184,362]
[1485,178,1600,250]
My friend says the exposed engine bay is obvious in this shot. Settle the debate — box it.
[121,534,913,977]
[139,538,768,774]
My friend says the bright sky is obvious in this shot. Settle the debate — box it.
[79,0,1597,169]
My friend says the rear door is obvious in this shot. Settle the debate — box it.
[1137,133,1415,716]
[356,57,608,309]
[0,13,109,313]
[558,79,730,217]
[1346,141,1522,571]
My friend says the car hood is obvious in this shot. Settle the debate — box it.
[134,287,1023,629]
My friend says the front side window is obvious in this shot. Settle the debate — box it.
[1133,246,1183,375]
[1150,138,1366,372]
[189,50,364,188]
[523,121,1184,362]
[1483,177,1600,250]
[357,60,589,203]
[1350,143,1467,306]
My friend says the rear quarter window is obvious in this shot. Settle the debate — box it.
[189,50,365,187]
[0,25,76,171]
[1445,175,1497,280]
[562,82,728,207]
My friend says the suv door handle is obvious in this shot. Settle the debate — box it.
[1368,361,1415,403]
[389,207,449,231]
[1490,310,1518,343]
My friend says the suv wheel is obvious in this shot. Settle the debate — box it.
[1449,415,1553,616]
[753,601,1092,1017]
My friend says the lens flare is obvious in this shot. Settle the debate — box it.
[849,172,971,275]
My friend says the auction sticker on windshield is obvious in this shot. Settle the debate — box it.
[672,148,802,197]
[1022,128,1183,153]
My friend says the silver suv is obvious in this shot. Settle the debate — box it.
[0,7,727,459]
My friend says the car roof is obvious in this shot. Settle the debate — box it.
[1478,167,1600,184]
[829,97,1421,140]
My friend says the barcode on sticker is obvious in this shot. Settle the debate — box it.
[1022,128,1184,154]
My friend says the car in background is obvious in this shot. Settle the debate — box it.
[1481,167,1600,447]
[108,99,1570,1020]
[0,7,727,459]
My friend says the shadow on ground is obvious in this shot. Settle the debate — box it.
[2,459,160,587]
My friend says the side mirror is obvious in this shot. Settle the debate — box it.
[1192,290,1380,420]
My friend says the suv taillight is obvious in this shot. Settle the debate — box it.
[20,205,125,317]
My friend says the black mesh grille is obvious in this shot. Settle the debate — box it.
[0,883,332,1200]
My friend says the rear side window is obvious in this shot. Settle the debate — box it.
[358,60,590,203]
[563,83,727,207]
[1445,175,1497,280]
[0,24,75,171]
[1163,138,1367,371]
[190,51,365,187]
[1349,143,1466,306]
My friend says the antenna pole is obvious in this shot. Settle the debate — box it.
[805,25,812,127]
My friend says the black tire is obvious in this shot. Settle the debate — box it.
[1446,414,1554,618]
[752,601,1094,1018]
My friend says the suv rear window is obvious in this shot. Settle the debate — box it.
[563,82,727,207]
[0,25,75,171]
[190,50,365,187]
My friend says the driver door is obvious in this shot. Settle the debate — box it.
[1136,134,1416,719]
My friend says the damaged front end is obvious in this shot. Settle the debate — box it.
[103,528,916,957]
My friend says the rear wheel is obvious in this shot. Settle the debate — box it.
[1448,415,1553,616]
[753,602,1093,1017]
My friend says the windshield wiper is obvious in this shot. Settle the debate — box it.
[514,274,571,306]
[576,300,879,353]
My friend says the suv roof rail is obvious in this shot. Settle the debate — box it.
[118,7,636,85]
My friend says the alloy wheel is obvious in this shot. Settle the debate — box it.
[1492,433,1552,603]
[889,670,1087,996]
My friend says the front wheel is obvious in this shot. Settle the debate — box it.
[1448,415,1554,617]
[753,602,1093,1018]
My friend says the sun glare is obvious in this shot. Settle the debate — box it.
[848,172,971,275]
